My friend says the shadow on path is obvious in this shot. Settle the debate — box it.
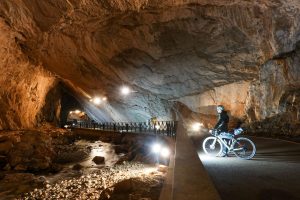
[193,135,300,200]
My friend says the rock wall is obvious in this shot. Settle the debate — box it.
[178,81,250,118]
[0,0,300,134]
[0,18,60,130]
[245,44,300,136]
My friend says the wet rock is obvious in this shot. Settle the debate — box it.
[15,164,28,171]
[55,149,89,163]
[133,154,156,164]
[49,163,63,173]
[113,179,133,193]
[2,173,36,183]
[0,173,4,180]
[115,155,130,165]
[101,137,112,143]
[0,155,7,167]
[157,165,168,173]
[18,162,165,200]
[0,141,13,155]
[3,163,11,171]
[114,145,128,154]
[72,164,84,171]
[29,156,52,171]
[34,176,48,188]
[7,131,55,171]
[112,136,123,145]
[129,194,142,200]
[0,136,10,143]
[99,188,113,200]
[92,156,105,165]
[86,146,92,151]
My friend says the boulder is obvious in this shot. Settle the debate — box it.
[6,131,55,171]
[72,164,84,171]
[113,179,133,193]
[29,156,51,171]
[99,188,113,200]
[114,145,128,154]
[92,156,105,165]
[49,163,63,173]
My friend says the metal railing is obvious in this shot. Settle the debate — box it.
[75,121,177,138]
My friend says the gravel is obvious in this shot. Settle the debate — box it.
[18,162,166,200]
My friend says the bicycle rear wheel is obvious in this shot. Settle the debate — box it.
[232,137,256,159]
[203,137,223,157]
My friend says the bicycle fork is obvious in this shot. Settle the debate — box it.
[210,138,218,149]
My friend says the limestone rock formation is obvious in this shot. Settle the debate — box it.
[0,130,55,171]
[0,0,299,135]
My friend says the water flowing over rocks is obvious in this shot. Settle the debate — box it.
[0,128,169,199]
[18,163,165,200]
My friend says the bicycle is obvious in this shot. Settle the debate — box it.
[202,128,256,159]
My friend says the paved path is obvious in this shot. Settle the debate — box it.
[193,136,300,200]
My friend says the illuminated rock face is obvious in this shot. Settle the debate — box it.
[0,1,299,134]
[0,19,60,129]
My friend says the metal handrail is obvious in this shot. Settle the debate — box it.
[75,121,177,138]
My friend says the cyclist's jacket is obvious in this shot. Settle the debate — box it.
[214,110,229,132]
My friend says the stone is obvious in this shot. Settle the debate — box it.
[157,165,168,173]
[92,156,105,165]
[3,163,11,171]
[0,141,13,155]
[129,194,142,200]
[14,164,28,171]
[113,179,133,193]
[114,145,128,154]
[99,188,113,200]
[29,157,51,170]
[72,164,84,171]
[115,155,130,165]
[50,163,63,173]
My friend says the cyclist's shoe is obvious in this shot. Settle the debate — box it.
[219,151,228,157]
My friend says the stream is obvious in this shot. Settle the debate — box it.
[0,139,122,200]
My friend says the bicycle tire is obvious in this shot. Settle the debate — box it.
[203,136,223,157]
[232,137,256,159]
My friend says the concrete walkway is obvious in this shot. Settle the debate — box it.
[194,136,300,200]
[160,122,220,200]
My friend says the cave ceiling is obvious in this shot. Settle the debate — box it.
[1,0,300,123]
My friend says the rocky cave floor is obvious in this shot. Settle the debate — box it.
[0,128,168,200]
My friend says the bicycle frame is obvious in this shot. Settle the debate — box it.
[211,135,244,152]
[204,129,256,159]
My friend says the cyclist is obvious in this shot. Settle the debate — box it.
[214,105,230,156]
[214,105,229,132]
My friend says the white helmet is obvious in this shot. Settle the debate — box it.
[217,105,224,113]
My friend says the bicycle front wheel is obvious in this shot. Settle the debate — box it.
[232,137,256,159]
[203,137,223,157]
